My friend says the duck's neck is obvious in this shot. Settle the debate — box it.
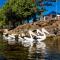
[30,34,33,39]
[43,32,46,38]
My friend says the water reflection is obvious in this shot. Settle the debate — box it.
[26,38,60,60]
[27,41,47,60]
[0,39,60,60]
[1,32,60,60]
[0,56,7,60]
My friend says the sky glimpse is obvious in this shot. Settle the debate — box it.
[0,0,7,7]
[0,0,60,14]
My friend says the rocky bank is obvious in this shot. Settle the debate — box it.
[7,20,60,36]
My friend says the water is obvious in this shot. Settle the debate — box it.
[28,48,60,60]
[0,35,60,60]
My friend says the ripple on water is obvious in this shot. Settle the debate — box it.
[1,34,60,60]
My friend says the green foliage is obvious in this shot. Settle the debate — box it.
[0,0,34,28]
[0,11,6,28]
[6,0,34,18]
[0,0,34,26]
[0,0,57,28]
[12,0,33,17]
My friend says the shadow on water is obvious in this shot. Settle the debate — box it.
[28,42,47,60]
[0,33,60,60]
[0,40,29,60]
[0,33,29,60]
[28,36,60,60]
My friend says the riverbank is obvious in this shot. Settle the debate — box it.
[7,20,60,36]
[0,20,60,37]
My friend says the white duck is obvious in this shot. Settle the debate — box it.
[3,33,16,44]
[3,33,15,40]
[36,28,49,42]
[7,34,16,45]
[23,30,36,47]
[3,33,8,40]
[35,28,50,49]
[18,34,24,44]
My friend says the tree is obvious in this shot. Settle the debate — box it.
[33,0,57,20]
[0,0,34,28]
[0,0,57,28]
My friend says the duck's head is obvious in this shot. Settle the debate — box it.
[42,28,50,35]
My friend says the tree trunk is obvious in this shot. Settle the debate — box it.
[33,13,37,22]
